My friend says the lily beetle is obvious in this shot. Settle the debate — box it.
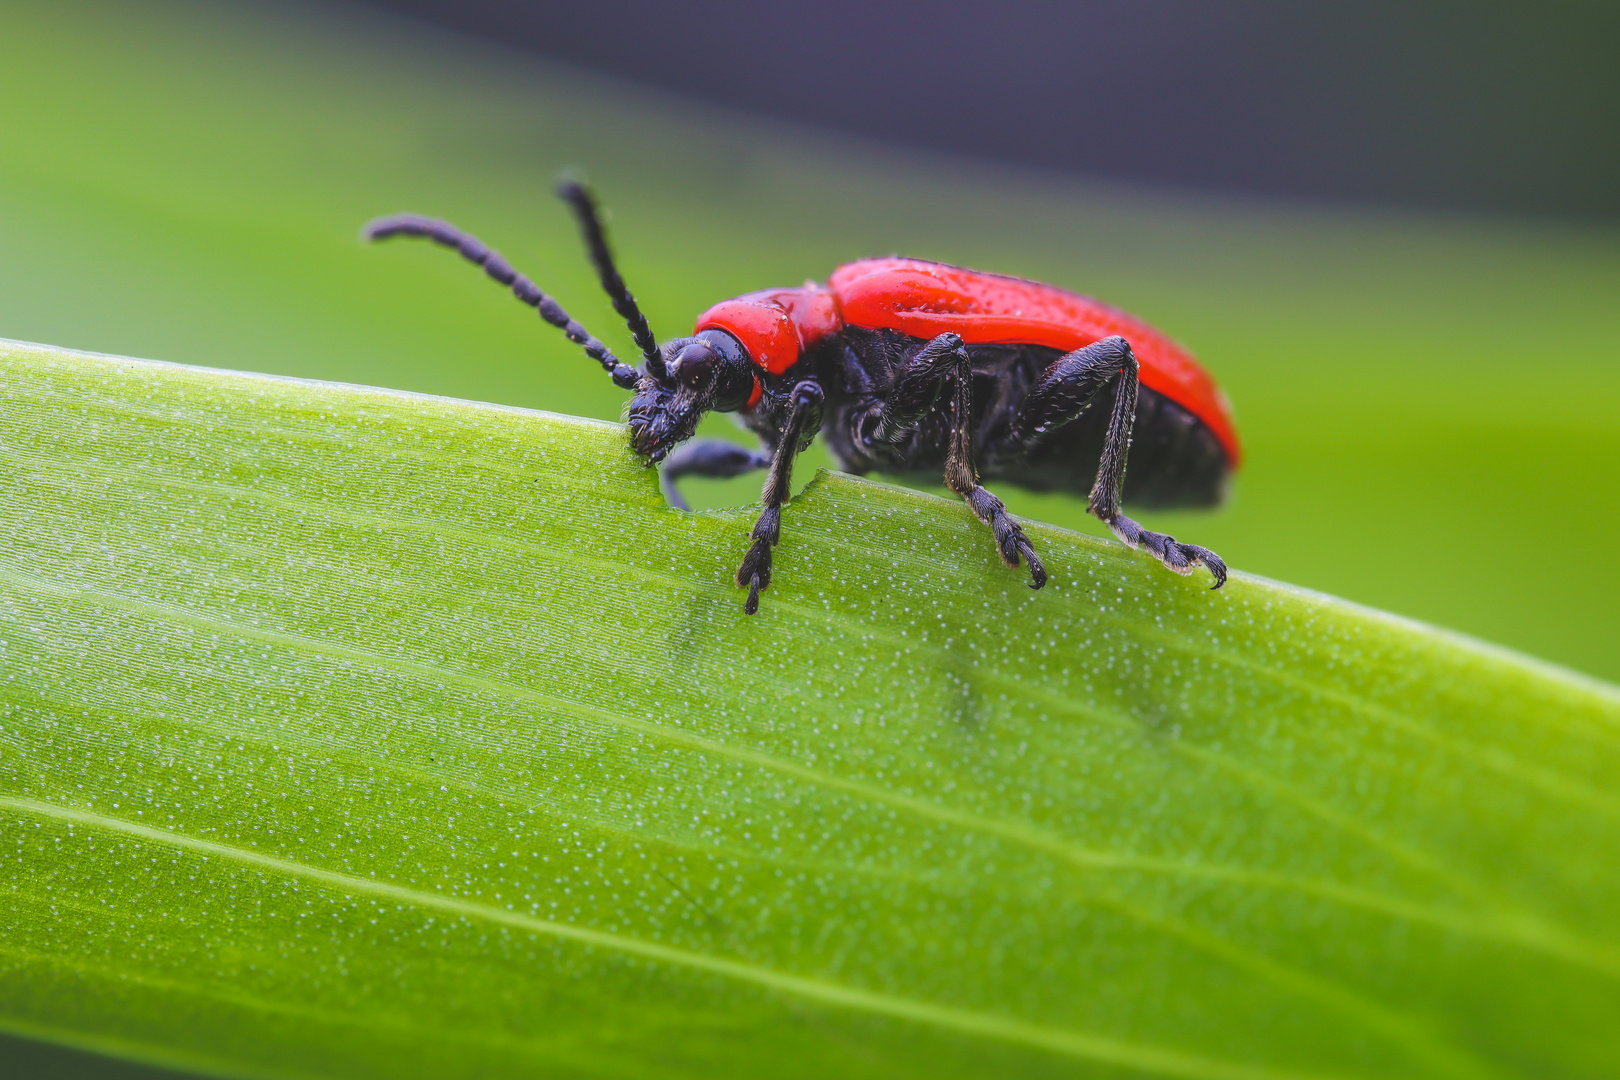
[365,183,1238,613]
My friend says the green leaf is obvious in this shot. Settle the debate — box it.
[1,339,1616,1080]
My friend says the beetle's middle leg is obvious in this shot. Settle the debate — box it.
[1012,336,1227,587]
[861,333,1046,588]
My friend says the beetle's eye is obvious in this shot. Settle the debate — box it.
[668,341,716,387]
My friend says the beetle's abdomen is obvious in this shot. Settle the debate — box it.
[825,332,1230,509]
[829,257,1240,468]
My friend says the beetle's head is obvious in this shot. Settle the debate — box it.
[627,329,757,463]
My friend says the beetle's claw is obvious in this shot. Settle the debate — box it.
[1189,546,1228,589]
[1022,544,1048,589]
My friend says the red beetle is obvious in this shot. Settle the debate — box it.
[367,183,1237,613]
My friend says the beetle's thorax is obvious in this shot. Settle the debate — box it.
[694,285,843,403]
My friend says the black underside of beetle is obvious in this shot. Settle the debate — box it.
[813,328,1230,509]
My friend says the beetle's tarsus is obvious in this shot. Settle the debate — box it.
[960,479,1045,587]
[1107,513,1226,588]
[736,537,772,583]
[734,384,821,613]
[736,521,777,615]
[738,540,772,615]
[1021,542,1048,589]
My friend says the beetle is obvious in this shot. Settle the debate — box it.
[365,182,1238,614]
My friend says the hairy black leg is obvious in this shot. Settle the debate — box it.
[1018,336,1227,588]
[659,440,772,511]
[362,214,640,389]
[737,382,824,614]
[865,333,1046,588]
[555,181,663,373]
[1103,514,1228,588]
[868,332,964,442]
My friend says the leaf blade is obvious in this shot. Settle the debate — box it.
[1,339,1617,1079]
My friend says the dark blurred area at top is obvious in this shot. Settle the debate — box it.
[370,0,1619,221]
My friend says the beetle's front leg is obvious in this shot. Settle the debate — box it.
[736,381,823,614]
[860,333,1045,588]
[660,440,772,511]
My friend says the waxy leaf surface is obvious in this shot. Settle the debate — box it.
[1,340,1617,1079]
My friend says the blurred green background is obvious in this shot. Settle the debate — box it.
[1,0,1616,686]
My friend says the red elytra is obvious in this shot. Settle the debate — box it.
[696,257,1241,466]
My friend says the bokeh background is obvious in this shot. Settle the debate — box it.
[1,0,1615,687]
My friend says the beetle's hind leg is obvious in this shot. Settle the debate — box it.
[862,333,1046,588]
[1013,336,1227,588]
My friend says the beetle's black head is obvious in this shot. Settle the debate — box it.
[627,329,757,463]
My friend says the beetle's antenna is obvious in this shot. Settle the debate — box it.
[362,214,640,389]
[555,180,663,373]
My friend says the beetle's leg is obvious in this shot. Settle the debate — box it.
[737,382,824,614]
[865,333,1046,588]
[363,215,642,389]
[660,440,772,511]
[1016,336,1227,588]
